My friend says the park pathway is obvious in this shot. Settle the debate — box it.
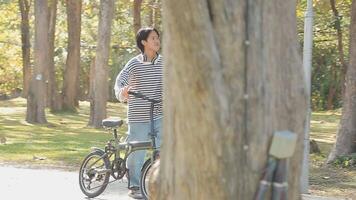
[0,165,133,200]
[0,165,349,200]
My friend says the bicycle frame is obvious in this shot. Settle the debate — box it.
[89,91,160,178]
[79,91,161,198]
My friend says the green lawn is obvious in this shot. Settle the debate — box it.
[0,98,128,169]
[0,98,339,166]
[0,98,355,197]
[309,111,356,198]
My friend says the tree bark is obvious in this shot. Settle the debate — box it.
[330,0,348,95]
[88,0,115,128]
[327,0,356,163]
[47,0,62,112]
[326,64,338,110]
[26,0,49,124]
[88,57,95,125]
[326,84,337,110]
[62,0,82,111]
[133,0,142,34]
[19,0,31,98]
[156,0,307,199]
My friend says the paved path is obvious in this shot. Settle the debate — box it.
[302,194,348,200]
[0,166,133,200]
[0,166,349,200]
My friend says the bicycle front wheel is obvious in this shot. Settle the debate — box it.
[79,150,110,198]
[140,158,153,199]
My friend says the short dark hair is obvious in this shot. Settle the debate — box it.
[136,27,160,53]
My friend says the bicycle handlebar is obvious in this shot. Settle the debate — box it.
[128,90,161,104]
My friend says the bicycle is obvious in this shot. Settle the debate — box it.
[79,91,161,199]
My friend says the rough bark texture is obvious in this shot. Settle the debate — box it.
[328,0,356,163]
[133,0,142,34]
[89,0,115,128]
[26,0,49,124]
[62,0,82,111]
[330,0,348,95]
[156,0,307,199]
[19,0,31,98]
[47,0,62,112]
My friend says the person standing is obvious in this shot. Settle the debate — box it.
[114,27,163,199]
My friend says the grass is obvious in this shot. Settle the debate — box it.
[0,98,128,170]
[0,98,355,197]
[309,111,356,198]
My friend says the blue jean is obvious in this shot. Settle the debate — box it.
[126,118,162,189]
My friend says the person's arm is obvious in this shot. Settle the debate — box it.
[114,66,130,103]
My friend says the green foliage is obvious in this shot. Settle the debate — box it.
[0,1,22,95]
[0,0,350,111]
[333,154,356,168]
[311,45,343,109]
[0,0,160,99]
[297,0,352,110]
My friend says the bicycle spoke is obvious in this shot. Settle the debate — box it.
[86,155,108,169]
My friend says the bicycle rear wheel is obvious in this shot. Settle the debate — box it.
[79,150,110,198]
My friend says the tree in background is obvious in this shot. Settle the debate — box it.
[143,0,161,29]
[18,0,31,98]
[47,0,62,112]
[296,0,352,111]
[3,0,149,102]
[327,0,356,163]
[148,0,154,26]
[157,0,307,199]
[330,0,348,96]
[147,0,160,28]
[62,0,82,111]
[89,0,115,128]
[153,0,161,29]
[133,0,142,34]
[26,0,49,123]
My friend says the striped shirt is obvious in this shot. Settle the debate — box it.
[114,54,163,123]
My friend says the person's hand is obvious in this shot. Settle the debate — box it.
[121,86,131,100]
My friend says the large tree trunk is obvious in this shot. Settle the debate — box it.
[47,0,62,112]
[133,0,142,34]
[88,0,115,128]
[62,0,82,111]
[156,1,307,199]
[327,0,356,163]
[19,0,31,98]
[26,0,49,124]
[330,0,348,95]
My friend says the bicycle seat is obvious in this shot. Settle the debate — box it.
[102,117,123,128]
